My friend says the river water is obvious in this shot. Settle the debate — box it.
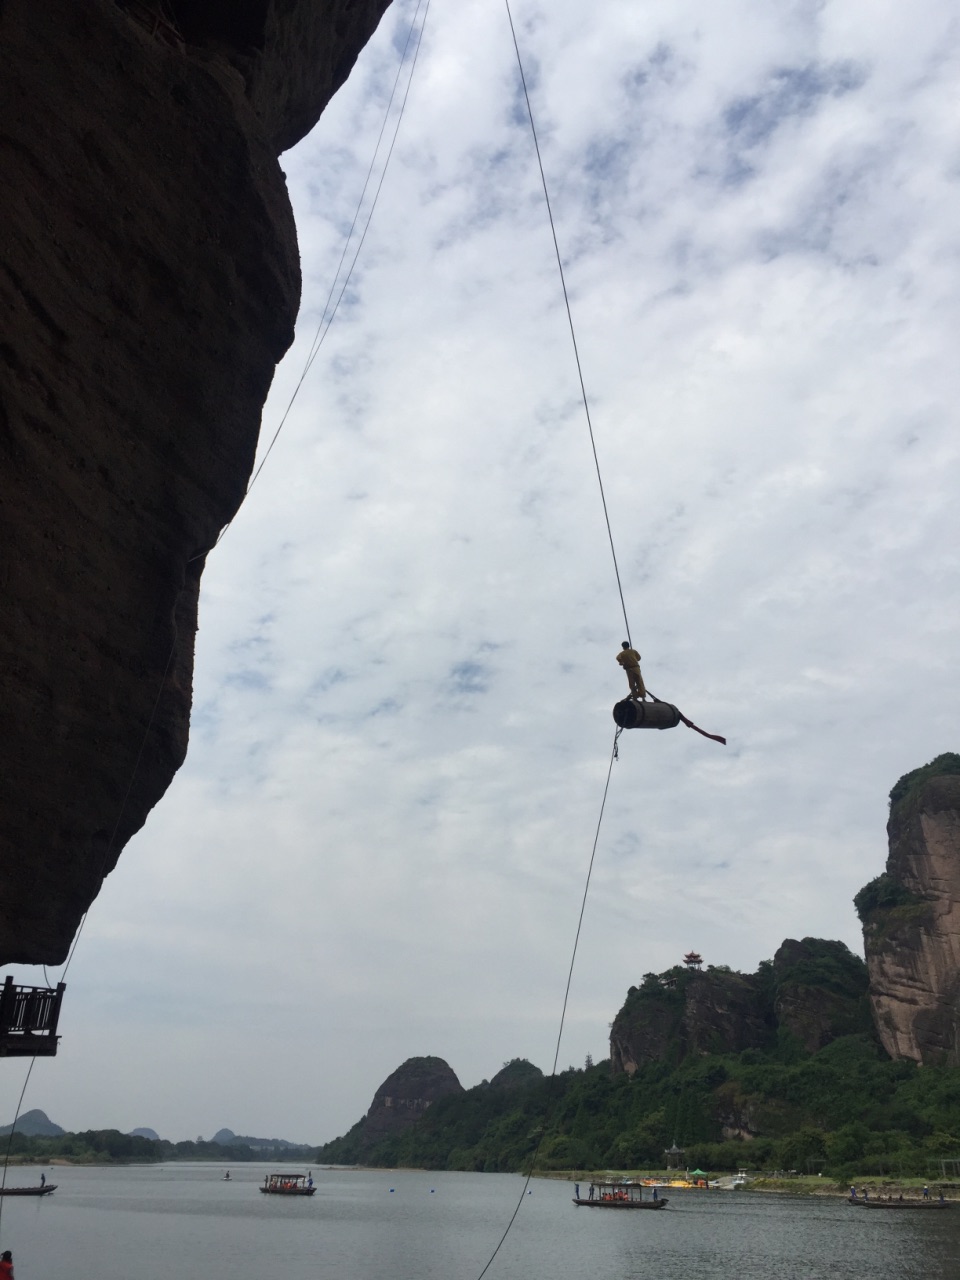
[1,1163,958,1279]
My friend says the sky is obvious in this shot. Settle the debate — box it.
[6,0,960,1146]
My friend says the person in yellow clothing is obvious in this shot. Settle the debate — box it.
[616,641,646,701]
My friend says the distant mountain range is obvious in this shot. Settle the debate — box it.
[0,1111,313,1149]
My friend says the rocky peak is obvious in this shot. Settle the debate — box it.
[772,937,872,1053]
[488,1058,544,1090]
[363,1056,463,1145]
[858,755,960,1064]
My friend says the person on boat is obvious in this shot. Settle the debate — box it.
[588,1185,594,1200]
[652,1187,658,1201]
[616,643,646,701]
[574,1183,580,1200]
[39,1173,45,1188]
[307,1173,314,1189]
[0,1249,14,1278]
[850,1185,857,1199]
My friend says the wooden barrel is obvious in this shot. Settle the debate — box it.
[612,698,681,730]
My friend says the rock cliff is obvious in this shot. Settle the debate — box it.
[857,755,960,1064]
[610,940,871,1074]
[772,937,872,1053]
[318,1056,463,1161]
[0,0,390,962]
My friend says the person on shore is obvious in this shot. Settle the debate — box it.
[850,1185,857,1199]
[923,1185,930,1199]
[616,642,646,701]
[0,1249,14,1278]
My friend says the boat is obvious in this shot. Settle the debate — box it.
[849,1196,950,1209]
[259,1173,315,1196]
[0,1184,56,1196]
[573,1180,667,1209]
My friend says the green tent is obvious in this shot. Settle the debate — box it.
[688,1168,709,1177]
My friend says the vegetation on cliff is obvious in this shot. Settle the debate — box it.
[888,752,960,815]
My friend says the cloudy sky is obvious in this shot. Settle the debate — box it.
[7,0,960,1145]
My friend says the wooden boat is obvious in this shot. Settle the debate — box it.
[259,1173,315,1196]
[849,1196,950,1209]
[573,1180,667,1209]
[0,1184,56,1196]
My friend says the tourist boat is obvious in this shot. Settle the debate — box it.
[259,1173,315,1196]
[573,1180,667,1209]
[0,1184,56,1196]
[849,1196,950,1209]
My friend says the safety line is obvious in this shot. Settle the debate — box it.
[503,0,632,648]
[0,1056,38,1241]
[196,0,433,561]
[474,726,622,1280]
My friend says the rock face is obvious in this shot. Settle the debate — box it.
[0,0,390,962]
[610,941,872,1074]
[362,1056,464,1147]
[773,937,872,1053]
[610,967,772,1074]
[318,1056,464,1161]
[858,757,960,1064]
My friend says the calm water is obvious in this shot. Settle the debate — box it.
[1,1163,958,1280]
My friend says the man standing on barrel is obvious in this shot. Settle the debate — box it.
[616,641,646,701]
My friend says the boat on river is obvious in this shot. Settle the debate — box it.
[573,1180,667,1209]
[259,1173,315,1196]
[849,1196,950,1209]
[0,1184,56,1196]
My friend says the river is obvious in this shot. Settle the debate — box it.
[0,1164,957,1279]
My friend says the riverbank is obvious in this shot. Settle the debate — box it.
[537,1169,956,1200]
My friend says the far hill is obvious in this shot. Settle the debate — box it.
[0,1109,64,1137]
[211,1128,313,1152]
[128,1127,160,1141]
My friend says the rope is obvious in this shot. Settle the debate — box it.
[0,1056,38,1242]
[647,690,726,746]
[192,0,432,563]
[474,728,620,1280]
[502,0,632,648]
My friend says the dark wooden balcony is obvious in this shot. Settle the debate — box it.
[0,976,65,1057]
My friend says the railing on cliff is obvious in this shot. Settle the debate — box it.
[0,976,65,1057]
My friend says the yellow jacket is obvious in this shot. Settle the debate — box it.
[616,648,642,669]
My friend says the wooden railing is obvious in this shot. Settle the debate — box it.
[0,976,65,1057]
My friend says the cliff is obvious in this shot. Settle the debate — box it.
[0,0,390,962]
[857,754,960,1064]
[319,1056,464,1161]
[610,940,871,1073]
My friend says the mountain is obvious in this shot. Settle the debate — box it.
[319,1057,464,1163]
[0,1109,64,1137]
[128,1128,160,1141]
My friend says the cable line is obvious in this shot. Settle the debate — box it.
[474,727,622,1280]
[503,0,632,647]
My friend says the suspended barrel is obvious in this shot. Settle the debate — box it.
[612,698,681,731]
